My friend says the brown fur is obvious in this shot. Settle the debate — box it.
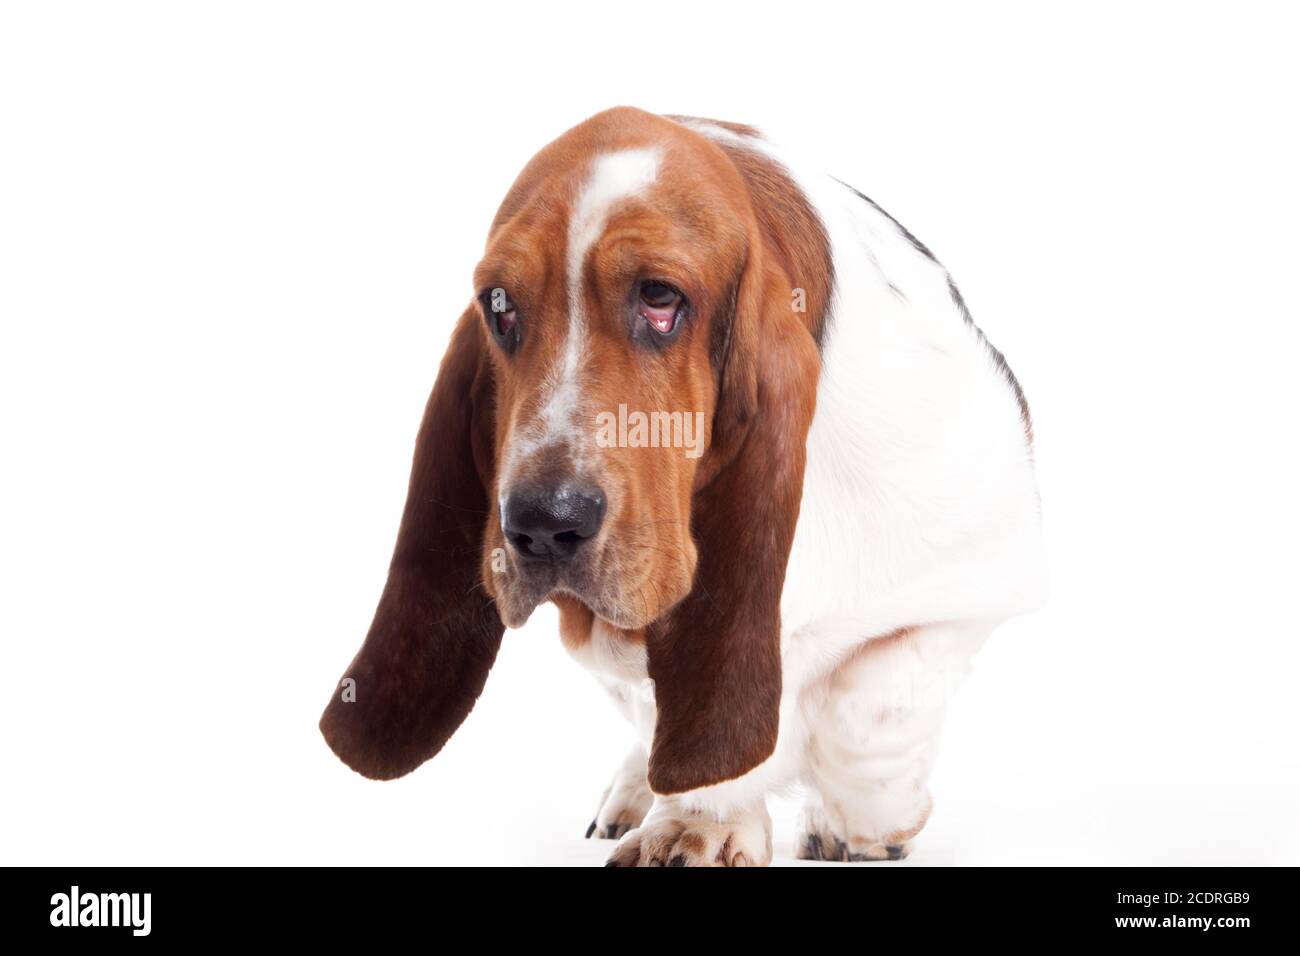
[318,311,503,779]
[554,594,596,654]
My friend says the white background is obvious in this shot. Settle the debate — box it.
[2,1,1297,866]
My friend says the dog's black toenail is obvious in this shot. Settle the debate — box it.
[603,824,619,839]
[886,845,904,860]
[585,820,597,839]
[800,833,825,860]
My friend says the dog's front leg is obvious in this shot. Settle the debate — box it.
[586,743,654,841]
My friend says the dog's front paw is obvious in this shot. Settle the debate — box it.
[585,748,654,841]
[605,802,772,867]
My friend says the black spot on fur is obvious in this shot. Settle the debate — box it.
[835,178,1034,446]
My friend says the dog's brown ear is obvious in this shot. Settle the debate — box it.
[319,308,503,780]
[644,256,821,795]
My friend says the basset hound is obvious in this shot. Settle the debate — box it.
[319,107,1046,866]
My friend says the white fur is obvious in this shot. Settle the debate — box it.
[584,123,1046,860]
[589,744,654,839]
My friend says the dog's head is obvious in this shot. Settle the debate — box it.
[477,114,758,631]
[320,108,831,793]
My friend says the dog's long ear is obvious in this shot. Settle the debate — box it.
[319,308,503,780]
[644,251,822,795]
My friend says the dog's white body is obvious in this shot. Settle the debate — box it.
[571,122,1047,863]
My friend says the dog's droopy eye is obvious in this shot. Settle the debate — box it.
[638,281,684,336]
[482,288,520,351]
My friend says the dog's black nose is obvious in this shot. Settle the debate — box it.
[503,483,606,561]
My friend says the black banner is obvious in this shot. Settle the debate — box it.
[5,866,1287,943]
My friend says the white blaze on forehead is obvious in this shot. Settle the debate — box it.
[567,147,662,295]
[538,148,662,445]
